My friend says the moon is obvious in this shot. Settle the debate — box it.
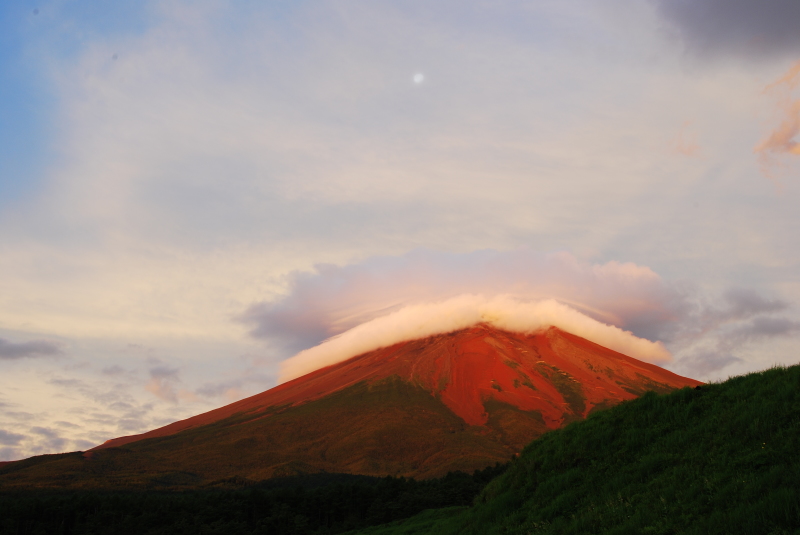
[413,73,424,84]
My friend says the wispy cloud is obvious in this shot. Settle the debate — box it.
[0,429,25,446]
[726,316,800,346]
[195,379,247,402]
[29,426,70,453]
[100,365,125,376]
[0,448,23,462]
[143,365,207,404]
[144,366,181,403]
[755,61,800,182]
[670,289,800,377]
[676,350,743,377]
[675,287,789,344]
[670,121,701,157]
[0,338,61,360]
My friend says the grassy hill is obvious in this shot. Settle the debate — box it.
[349,364,800,534]
[3,364,797,534]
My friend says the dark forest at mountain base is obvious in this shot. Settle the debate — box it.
[0,463,507,535]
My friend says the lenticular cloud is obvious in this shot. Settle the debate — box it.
[241,249,682,354]
[279,295,671,382]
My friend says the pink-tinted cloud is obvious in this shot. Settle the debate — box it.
[670,121,701,157]
[239,250,797,381]
[754,61,800,181]
[144,366,180,403]
[239,249,682,353]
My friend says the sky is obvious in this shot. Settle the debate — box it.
[1,0,799,461]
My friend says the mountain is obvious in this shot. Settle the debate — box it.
[357,364,800,535]
[0,324,700,489]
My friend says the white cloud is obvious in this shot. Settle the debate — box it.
[280,295,671,382]
[240,249,681,352]
[245,250,800,383]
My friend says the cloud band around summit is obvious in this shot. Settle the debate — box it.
[240,249,682,354]
[245,249,797,382]
[279,295,672,382]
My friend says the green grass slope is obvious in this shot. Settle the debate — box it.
[353,364,800,535]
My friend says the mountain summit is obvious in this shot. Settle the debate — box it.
[1,325,701,488]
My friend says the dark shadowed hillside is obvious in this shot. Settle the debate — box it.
[351,364,800,535]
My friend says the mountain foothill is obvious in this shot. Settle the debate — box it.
[0,324,701,490]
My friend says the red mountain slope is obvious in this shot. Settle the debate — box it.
[0,325,702,489]
[96,325,700,450]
